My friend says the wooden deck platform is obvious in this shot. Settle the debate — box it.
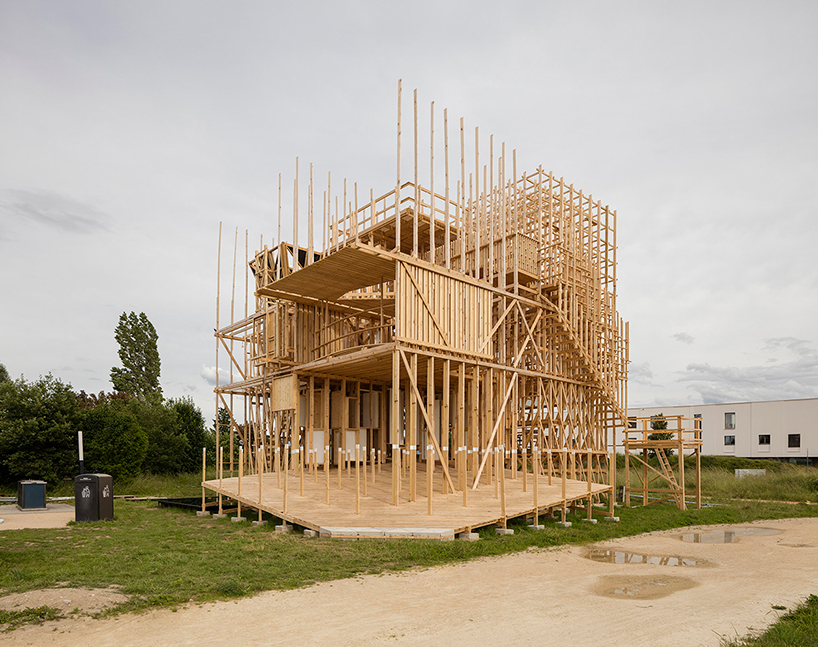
[203,462,612,538]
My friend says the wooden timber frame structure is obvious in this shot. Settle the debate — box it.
[623,416,703,510]
[205,82,630,538]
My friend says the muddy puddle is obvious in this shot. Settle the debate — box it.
[593,574,699,600]
[680,527,780,543]
[587,549,698,566]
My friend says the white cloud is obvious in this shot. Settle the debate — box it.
[673,332,694,344]
[0,189,109,236]
[199,365,228,387]
[679,338,818,403]
[629,362,655,385]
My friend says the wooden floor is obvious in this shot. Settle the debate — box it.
[203,462,613,538]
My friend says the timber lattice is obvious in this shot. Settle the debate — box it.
[206,82,631,536]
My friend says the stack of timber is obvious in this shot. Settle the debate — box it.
[206,82,630,537]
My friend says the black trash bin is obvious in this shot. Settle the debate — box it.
[74,474,114,522]
[17,480,47,509]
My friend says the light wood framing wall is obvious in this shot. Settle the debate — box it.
[209,83,630,533]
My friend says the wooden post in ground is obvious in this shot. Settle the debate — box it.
[442,359,450,494]
[201,447,207,513]
[324,379,330,503]
[427,354,434,512]
[218,446,224,514]
[299,444,305,497]
[522,446,527,492]
[561,448,567,523]
[678,423,686,511]
[533,445,539,523]
[547,449,553,486]
[258,446,264,522]
[355,443,361,515]
[283,443,288,514]
[427,441,433,515]
[609,451,616,516]
[696,438,702,509]
[324,442,330,504]
[499,444,506,526]
[362,434,367,498]
[238,446,243,518]
[587,448,593,521]
[409,353,417,502]
[624,431,630,507]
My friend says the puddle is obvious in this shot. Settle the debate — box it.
[593,574,698,600]
[681,527,780,543]
[587,549,698,566]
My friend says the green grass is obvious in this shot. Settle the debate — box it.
[724,595,818,647]
[616,463,818,504]
[2,497,818,631]
[0,606,63,631]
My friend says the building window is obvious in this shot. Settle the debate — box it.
[725,412,736,430]
[724,435,736,446]
[758,434,770,445]
[628,417,637,429]
[788,434,801,448]
[693,413,702,430]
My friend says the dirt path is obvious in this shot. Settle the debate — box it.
[3,518,817,647]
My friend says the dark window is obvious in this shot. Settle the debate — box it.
[694,413,702,429]
[725,412,736,430]
[758,435,770,445]
[788,434,801,448]
[724,435,736,446]
[628,417,637,429]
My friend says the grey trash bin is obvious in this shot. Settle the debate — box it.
[74,474,114,522]
[17,480,47,509]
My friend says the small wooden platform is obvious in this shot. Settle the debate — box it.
[203,463,612,538]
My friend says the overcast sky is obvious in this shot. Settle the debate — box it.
[1,1,816,418]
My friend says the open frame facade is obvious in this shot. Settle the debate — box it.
[204,83,630,538]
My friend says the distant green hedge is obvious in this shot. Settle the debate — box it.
[615,453,785,472]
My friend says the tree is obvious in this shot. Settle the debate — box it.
[82,402,148,479]
[110,312,162,402]
[0,363,10,383]
[116,397,188,474]
[647,413,674,459]
[0,375,82,483]
[168,397,210,472]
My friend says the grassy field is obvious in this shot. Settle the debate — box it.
[2,463,817,634]
[2,495,818,630]
[617,463,818,503]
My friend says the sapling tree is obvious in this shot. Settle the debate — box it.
[647,413,674,459]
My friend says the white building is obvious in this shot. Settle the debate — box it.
[626,398,818,466]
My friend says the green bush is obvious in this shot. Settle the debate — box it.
[82,403,148,479]
[168,397,211,472]
[0,375,81,483]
